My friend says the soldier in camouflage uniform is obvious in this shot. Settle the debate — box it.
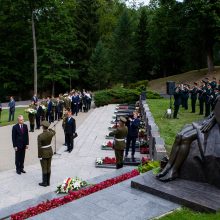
[28,101,36,132]
[38,120,55,187]
[109,117,128,169]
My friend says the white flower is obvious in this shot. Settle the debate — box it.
[96,158,103,164]
[73,181,81,189]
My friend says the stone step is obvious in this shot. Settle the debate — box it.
[131,171,220,213]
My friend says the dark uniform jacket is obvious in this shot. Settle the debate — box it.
[109,126,128,150]
[174,89,182,106]
[38,129,55,158]
[12,124,29,148]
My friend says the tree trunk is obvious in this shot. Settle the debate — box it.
[32,11,38,95]
[207,47,214,73]
[52,80,55,97]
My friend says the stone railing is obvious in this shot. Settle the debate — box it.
[140,98,167,160]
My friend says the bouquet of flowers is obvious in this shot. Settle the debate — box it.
[40,104,47,111]
[96,157,116,165]
[25,108,37,114]
[103,140,113,148]
[56,177,88,194]
[96,158,103,165]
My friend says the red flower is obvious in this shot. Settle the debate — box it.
[141,157,149,164]
[106,141,113,148]
[140,147,149,154]
[11,170,139,220]
[103,157,116,164]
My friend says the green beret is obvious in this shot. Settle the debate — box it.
[41,120,50,128]
[119,116,127,123]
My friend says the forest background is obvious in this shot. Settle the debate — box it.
[0,0,219,100]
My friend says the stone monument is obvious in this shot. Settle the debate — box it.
[157,96,220,188]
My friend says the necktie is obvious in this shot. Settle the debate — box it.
[20,125,24,133]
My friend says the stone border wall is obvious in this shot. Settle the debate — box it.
[140,98,167,160]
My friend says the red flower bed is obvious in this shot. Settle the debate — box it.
[103,157,116,164]
[11,169,139,220]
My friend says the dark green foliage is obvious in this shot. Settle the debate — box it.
[0,0,220,98]
[94,87,161,107]
[125,80,149,89]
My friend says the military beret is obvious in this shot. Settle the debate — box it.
[41,120,50,128]
[119,116,127,123]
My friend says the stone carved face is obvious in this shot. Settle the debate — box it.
[214,96,220,125]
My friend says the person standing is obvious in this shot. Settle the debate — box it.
[71,92,79,116]
[12,115,29,174]
[109,117,128,169]
[8,96,15,122]
[28,101,36,132]
[38,121,55,187]
[46,97,52,123]
[198,82,206,115]
[173,85,182,119]
[125,111,140,161]
[36,102,43,129]
[64,109,76,152]
[190,82,198,113]
[31,94,38,104]
[204,83,212,117]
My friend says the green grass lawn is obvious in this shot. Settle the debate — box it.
[147,98,220,219]
[147,98,204,153]
[0,107,28,126]
[158,208,220,220]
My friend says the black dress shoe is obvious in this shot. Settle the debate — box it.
[16,171,21,175]
[21,170,26,173]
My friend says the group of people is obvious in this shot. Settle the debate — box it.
[10,89,93,187]
[109,111,140,169]
[25,89,92,133]
[173,77,220,119]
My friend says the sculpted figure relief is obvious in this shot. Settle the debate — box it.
[157,96,220,187]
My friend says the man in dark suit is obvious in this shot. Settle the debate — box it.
[71,92,80,116]
[64,109,76,152]
[46,97,52,123]
[12,115,29,174]
[125,111,140,161]
[31,94,38,104]
[173,85,182,119]
[36,102,43,129]
[8,96,15,122]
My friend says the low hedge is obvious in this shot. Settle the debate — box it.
[94,88,162,107]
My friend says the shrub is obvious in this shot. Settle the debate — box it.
[138,160,160,174]
[94,87,162,107]
[126,80,149,90]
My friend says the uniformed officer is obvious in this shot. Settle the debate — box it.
[109,117,128,169]
[38,120,55,187]
[204,83,213,117]
[190,82,198,113]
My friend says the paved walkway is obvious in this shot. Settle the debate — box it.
[0,107,94,171]
[0,104,125,210]
[0,104,179,219]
